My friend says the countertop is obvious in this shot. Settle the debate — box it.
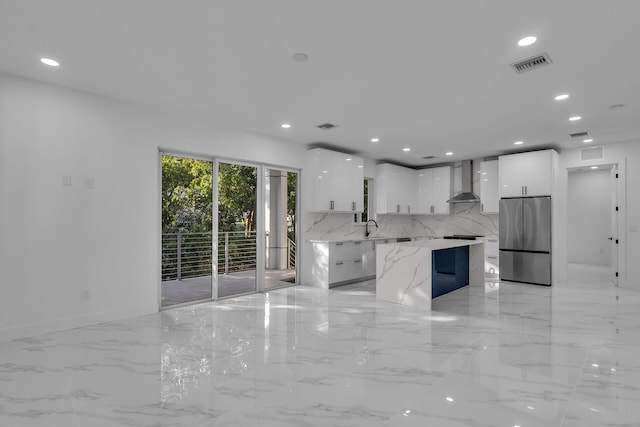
[308,236,426,244]
[376,238,484,250]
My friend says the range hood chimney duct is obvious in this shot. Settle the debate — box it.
[447,160,481,203]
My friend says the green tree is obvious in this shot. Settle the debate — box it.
[217,163,257,235]
[287,172,297,240]
[162,156,213,233]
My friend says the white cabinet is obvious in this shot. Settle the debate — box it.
[310,240,376,288]
[479,160,499,213]
[499,150,556,198]
[375,163,417,214]
[307,148,364,212]
[417,166,451,214]
[481,237,499,277]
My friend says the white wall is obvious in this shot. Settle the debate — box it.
[561,141,640,289]
[0,73,307,341]
[567,169,612,265]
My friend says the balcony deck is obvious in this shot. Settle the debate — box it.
[161,269,295,307]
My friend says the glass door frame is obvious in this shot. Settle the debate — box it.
[214,158,264,297]
[263,166,301,291]
[214,158,301,296]
[159,149,301,308]
[158,150,216,309]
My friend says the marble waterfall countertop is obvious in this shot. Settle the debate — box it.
[381,238,485,250]
[307,236,428,243]
[375,239,485,310]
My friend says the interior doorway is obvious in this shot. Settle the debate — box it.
[160,154,213,307]
[264,168,298,289]
[567,164,618,284]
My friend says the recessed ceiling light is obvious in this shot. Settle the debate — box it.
[357,165,363,168]
[40,57,60,67]
[569,116,582,121]
[445,152,453,156]
[402,147,411,152]
[281,123,291,129]
[371,138,380,143]
[583,138,593,143]
[517,36,537,47]
[591,166,598,169]
[446,397,454,402]
[554,93,570,101]
[292,52,309,62]
[345,158,352,161]
[514,141,524,145]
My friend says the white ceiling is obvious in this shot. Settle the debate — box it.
[1,0,639,166]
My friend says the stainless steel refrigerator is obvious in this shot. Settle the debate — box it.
[499,196,552,285]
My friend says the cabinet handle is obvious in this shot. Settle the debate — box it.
[396,204,400,213]
[430,205,434,213]
[354,260,362,263]
[481,203,484,212]
[335,242,344,246]
[488,256,497,260]
[330,200,335,210]
[525,186,528,195]
[336,261,344,265]
[354,241,361,245]
[407,205,411,213]
[352,201,356,211]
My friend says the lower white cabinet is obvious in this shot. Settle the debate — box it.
[481,237,499,277]
[310,240,377,288]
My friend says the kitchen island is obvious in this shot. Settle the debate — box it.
[376,239,484,310]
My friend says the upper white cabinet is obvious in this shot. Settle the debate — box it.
[307,148,364,212]
[375,163,417,214]
[417,166,451,214]
[479,160,499,213]
[499,150,557,198]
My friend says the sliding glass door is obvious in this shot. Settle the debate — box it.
[160,154,213,307]
[217,162,259,298]
[160,153,299,307]
[264,168,298,289]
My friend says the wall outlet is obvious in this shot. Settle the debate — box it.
[81,290,90,302]
[62,175,72,187]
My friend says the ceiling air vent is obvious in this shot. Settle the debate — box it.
[317,123,338,130]
[422,155,437,160]
[581,146,604,161]
[511,53,553,74]
[570,131,590,138]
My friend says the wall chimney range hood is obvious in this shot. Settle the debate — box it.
[447,160,481,203]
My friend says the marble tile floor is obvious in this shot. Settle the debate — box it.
[1,274,639,426]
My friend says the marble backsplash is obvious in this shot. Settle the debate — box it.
[304,203,498,242]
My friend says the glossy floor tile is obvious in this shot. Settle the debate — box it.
[1,273,639,426]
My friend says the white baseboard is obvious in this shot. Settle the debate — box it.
[0,304,158,342]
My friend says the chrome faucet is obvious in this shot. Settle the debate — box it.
[365,219,379,237]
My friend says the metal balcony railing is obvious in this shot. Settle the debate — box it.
[162,231,296,281]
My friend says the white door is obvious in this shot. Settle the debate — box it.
[611,165,619,285]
